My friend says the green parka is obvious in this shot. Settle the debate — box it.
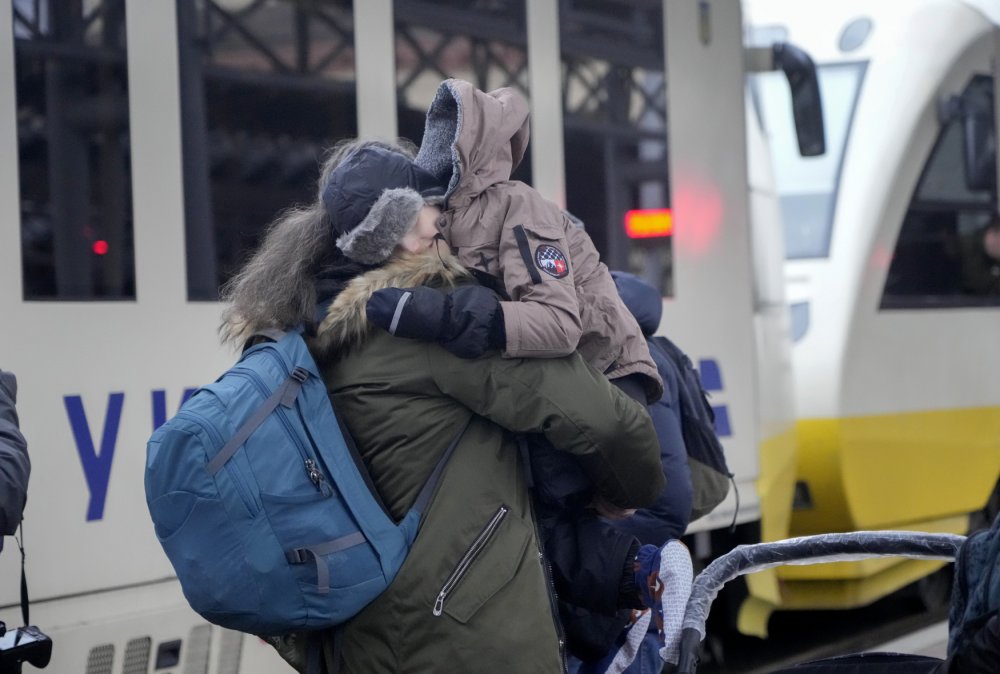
[298,251,663,673]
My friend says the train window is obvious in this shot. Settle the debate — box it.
[13,0,136,300]
[755,62,867,260]
[881,76,1000,308]
[177,0,358,300]
[559,1,672,295]
[393,0,530,185]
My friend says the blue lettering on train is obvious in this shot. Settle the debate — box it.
[151,388,197,431]
[66,388,196,521]
[64,393,125,521]
[697,358,732,437]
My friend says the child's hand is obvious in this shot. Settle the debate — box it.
[592,495,637,521]
[367,286,446,342]
[366,285,506,358]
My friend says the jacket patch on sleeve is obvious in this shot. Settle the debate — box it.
[535,244,569,279]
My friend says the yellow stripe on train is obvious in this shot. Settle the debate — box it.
[762,407,999,613]
[791,407,1000,535]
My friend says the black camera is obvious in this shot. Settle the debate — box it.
[0,624,52,673]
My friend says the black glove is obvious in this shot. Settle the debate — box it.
[366,285,506,358]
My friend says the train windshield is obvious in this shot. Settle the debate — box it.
[753,62,867,259]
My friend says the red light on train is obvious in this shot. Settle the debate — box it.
[624,209,673,239]
[92,240,109,255]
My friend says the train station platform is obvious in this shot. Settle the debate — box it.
[867,619,948,660]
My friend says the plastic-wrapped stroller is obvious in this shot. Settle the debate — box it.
[673,531,966,673]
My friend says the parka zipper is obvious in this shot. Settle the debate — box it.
[432,505,509,616]
[527,500,568,673]
[542,553,567,673]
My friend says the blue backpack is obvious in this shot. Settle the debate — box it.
[144,329,464,635]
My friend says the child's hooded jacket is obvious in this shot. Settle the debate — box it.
[415,79,661,397]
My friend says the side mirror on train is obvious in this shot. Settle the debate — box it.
[772,42,826,157]
[940,91,996,192]
[745,42,826,157]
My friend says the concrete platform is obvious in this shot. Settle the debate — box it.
[866,619,949,660]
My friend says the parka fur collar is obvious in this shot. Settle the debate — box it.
[311,250,470,357]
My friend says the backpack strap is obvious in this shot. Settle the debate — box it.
[285,416,473,594]
[205,366,309,475]
[285,533,369,594]
[336,411,393,520]
[411,415,473,520]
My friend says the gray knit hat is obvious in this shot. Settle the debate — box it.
[322,146,445,265]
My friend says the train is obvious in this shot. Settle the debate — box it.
[742,0,1000,633]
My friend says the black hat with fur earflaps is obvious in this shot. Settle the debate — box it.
[322,146,446,265]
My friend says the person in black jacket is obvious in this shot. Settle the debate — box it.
[611,271,694,544]
[0,369,30,553]
[568,272,696,674]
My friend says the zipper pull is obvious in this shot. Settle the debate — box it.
[304,459,324,488]
[433,592,446,616]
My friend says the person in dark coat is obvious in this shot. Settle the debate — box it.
[0,369,30,553]
[568,272,695,674]
[610,271,694,544]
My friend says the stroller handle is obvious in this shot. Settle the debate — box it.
[675,530,966,674]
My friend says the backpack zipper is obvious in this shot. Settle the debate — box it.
[250,348,336,493]
[432,505,509,616]
[295,407,332,494]
[177,410,259,516]
[230,366,329,495]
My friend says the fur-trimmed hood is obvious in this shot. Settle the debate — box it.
[310,251,470,357]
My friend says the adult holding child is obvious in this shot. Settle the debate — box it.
[219,137,663,673]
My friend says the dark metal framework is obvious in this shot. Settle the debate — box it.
[176,0,358,298]
[14,0,672,299]
[178,0,667,135]
[559,0,667,133]
[394,1,529,98]
[557,0,670,281]
[5,0,667,299]
[197,0,354,80]
[13,0,133,300]
[392,0,667,137]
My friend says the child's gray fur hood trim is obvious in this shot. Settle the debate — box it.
[415,80,462,198]
[335,187,423,265]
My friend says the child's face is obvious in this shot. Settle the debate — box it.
[399,205,443,254]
